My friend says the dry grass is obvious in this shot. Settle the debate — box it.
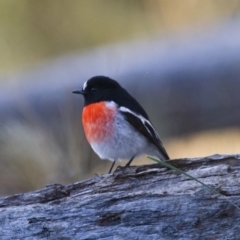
[1,0,240,197]
[166,128,240,159]
[93,127,240,175]
[0,110,239,197]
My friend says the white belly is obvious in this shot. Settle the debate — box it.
[90,113,148,161]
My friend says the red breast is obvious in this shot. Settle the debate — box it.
[82,102,117,143]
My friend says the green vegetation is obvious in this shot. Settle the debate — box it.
[0,0,240,72]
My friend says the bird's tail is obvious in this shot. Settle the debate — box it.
[156,145,170,161]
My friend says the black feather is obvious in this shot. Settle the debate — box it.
[121,110,169,160]
[78,76,170,160]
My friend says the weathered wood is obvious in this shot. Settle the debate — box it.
[0,154,240,239]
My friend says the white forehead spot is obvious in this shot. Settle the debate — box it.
[83,81,88,90]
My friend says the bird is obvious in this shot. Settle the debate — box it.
[73,76,169,174]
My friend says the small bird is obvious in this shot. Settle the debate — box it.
[73,76,169,173]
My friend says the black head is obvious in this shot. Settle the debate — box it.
[73,75,149,119]
[72,76,123,105]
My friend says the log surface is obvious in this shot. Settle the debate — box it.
[1,154,240,240]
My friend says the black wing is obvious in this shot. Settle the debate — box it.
[119,107,169,160]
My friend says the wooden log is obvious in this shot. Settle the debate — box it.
[0,154,240,239]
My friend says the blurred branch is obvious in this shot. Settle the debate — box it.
[0,154,239,239]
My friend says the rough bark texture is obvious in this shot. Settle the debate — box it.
[0,154,240,240]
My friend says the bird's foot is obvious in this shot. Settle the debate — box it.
[93,173,103,181]
[114,165,129,173]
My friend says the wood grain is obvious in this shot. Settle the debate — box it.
[0,154,240,239]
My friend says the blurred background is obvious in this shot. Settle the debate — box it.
[0,0,240,196]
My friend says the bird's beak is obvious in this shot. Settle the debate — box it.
[72,89,85,95]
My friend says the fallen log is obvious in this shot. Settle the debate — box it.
[0,154,240,239]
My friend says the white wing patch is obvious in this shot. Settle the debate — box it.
[83,81,88,90]
[119,106,160,141]
[106,101,117,108]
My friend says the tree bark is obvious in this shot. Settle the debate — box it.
[0,154,240,240]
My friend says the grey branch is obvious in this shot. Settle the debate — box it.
[1,154,240,240]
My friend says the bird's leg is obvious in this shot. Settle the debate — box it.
[114,156,135,173]
[108,160,116,174]
[124,156,134,168]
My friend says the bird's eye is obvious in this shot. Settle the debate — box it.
[90,87,97,93]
